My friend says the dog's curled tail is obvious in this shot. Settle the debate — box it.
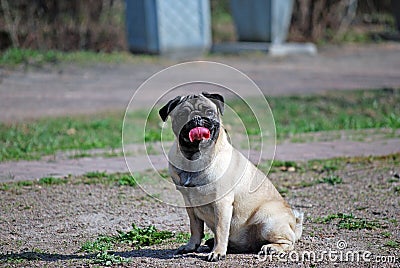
[293,209,304,241]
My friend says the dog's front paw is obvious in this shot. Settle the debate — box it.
[207,251,226,262]
[174,243,199,255]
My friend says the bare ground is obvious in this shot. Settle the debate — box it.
[0,155,399,267]
[1,43,400,267]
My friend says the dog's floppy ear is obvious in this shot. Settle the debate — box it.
[202,92,224,115]
[159,96,182,122]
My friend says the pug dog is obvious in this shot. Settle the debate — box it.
[159,92,303,262]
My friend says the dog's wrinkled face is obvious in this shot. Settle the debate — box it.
[159,92,224,159]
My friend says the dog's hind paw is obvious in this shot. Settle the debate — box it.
[207,251,226,262]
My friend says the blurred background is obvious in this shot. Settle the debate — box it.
[0,0,398,53]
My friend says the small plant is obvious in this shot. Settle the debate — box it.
[204,233,213,241]
[321,163,338,173]
[84,171,108,178]
[319,175,343,185]
[389,218,398,226]
[381,231,392,238]
[94,252,130,266]
[16,181,34,187]
[144,129,162,142]
[268,160,303,173]
[81,235,130,265]
[309,159,341,174]
[295,175,343,188]
[173,232,190,243]
[81,171,141,187]
[315,213,382,230]
[394,186,400,193]
[81,224,175,265]
[38,177,66,185]
[272,160,298,168]
[384,240,399,249]
[0,184,10,191]
[385,113,400,129]
[116,224,174,248]
[0,180,33,191]
[81,235,115,253]
[117,174,137,187]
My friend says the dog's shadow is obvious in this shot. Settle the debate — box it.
[114,245,210,261]
[0,246,210,263]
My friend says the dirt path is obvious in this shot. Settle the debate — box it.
[1,43,400,267]
[1,43,400,122]
[1,136,400,183]
[1,154,399,267]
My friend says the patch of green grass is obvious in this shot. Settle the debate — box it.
[315,213,382,230]
[273,160,298,168]
[125,109,174,144]
[15,180,34,187]
[116,174,138,187]
[268,88,400,139]
[0,48,58,66]
[1,89,399,162]
[92,252,130,266]
[259,160,303,173]
[308,159,342,174]
[388,218,398,226]
[293,175,343,188]
[384,240,399,249]
[0,48,158,67]
[0,184,10,191]
[81,235,115,253]
[173,232,191,243]
[0,172,142,191]
[394,186,400,193]
[126,88,400,145]
[204,233,213,241]
[308,154,400,173]
[81,171,141,186]
[0,112,123,161]
[381,231,392,238]
[0,180,33,191]
[38,177,66,185]
[116,224,174,248]
[319,175,343,185]
[81,224,175,266]
[84,171,108,179]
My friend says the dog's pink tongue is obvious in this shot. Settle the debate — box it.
[189,127,210,142]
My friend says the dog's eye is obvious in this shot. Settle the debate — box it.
[205,109,214,116]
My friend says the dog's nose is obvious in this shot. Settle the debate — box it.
[192,115,202,125]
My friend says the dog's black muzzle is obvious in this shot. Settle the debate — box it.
[179,116,220,145]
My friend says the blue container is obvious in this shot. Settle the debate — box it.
[125,0,211,55]
[230,0,294,44]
